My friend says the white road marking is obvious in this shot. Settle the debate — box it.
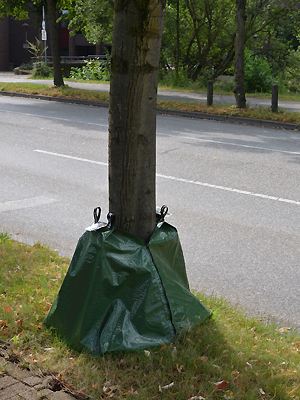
[156,174,300,206]
[0,196,56,213]
[34,149,108,166]
[34,149,300,206]
[0,108,106,127]
[181,136,300,155]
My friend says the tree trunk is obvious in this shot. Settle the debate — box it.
[175,0,180,78]
[234,0,246,108]
[47,0,64,87]
[108,0,165,241]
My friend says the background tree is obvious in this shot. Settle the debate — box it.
[0,0,66,87]
[67,0,113,45]
[109,0,165,240]
[234,0,246,108]
[47,0,64,86]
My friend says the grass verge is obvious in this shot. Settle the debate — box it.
[158,84,300,102]
[0,234,299,400]
[0,82,299,126]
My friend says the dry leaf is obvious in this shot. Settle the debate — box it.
[214,380,229,390]
[277,327,291,334]
[199,355,208,362]
[16,319,23,329]
[158,382,174,392]
[103,381,119,398]
[259,388,266,395]
[176,364,184,373]
[3,306,12,313]
[0,320,8,329]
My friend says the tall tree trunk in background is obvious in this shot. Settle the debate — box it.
[175,0,180,78]
[47,0,64,87]
[109,0,165,241]
[234,0,246,108]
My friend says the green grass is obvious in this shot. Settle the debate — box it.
[0,236,299,400]
[0,82,109,103]
[1,82,300,127]
[29,75,300,102]
[158,83,300,102]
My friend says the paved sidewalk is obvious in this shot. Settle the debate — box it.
[0,345,84,400]
[0,72,299,112]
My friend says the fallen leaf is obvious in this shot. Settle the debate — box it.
[158,382,174,392]
[214,380,229,391]
[176,364,184,373]
[103,381,119,398]
[16,319,23,329]
[259,388,266,395]
[231,370,240,380]
[199,355,208,363]
[277,327,291,334]
[3,306,12,313]
[0,320,8,330]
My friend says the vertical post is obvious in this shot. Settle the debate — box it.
[207,81,213,106]
[271,84,278,113]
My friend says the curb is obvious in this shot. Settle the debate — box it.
[0,90,299,131]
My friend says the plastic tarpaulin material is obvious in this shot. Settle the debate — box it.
[45,209,211,355]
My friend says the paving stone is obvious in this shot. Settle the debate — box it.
[0,358,8,371]
[34,383,48,391]
[0,376,17,390]
[18,386,41,400]
[22,376,43,387]
[0,382,29,399]
[4,364,32,381]
[37,389,53,399]
[47,391,76,400]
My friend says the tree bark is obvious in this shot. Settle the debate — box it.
[175,0,180,78]
[234,0,247,108]
[47,0,64,87]
[109,0,165,241]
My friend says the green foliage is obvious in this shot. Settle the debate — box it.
[26,38,48,60]
[283,50,300,93]
[159,67,190,88]
[0,232,10,244]
[32,62,52,78]
[67,0,113,44]
[70,58,110,81]
[244,51,273,92]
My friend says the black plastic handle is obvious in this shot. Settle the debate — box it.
[106,212,115,229]
[160,205,168,220]
[93,207,101,223]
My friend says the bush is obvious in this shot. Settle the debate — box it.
[32,62,52,78]
[283,50,300,93]
[244,51,273,92]
[13,63,33,75]
[159,67,190,87]
[70,58,110,81]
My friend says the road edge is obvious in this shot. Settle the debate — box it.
[0,90,299,131]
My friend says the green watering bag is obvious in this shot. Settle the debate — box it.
[45,207,211,355]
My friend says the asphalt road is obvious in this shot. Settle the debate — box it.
[0,72,300,112]
[1,95,300,329]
